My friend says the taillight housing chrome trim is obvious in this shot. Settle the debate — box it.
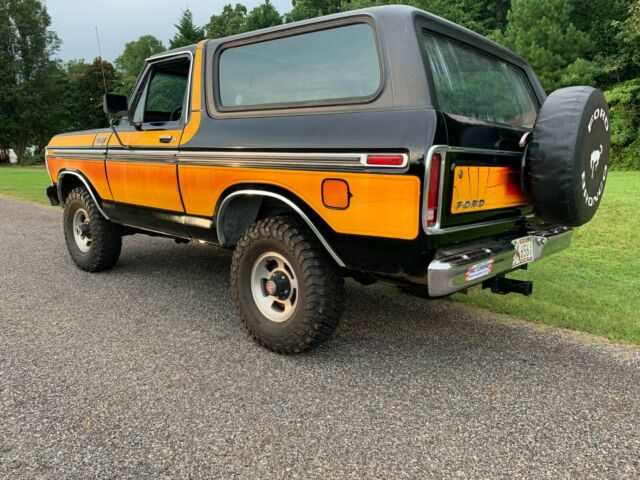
[422,145,529,235]
[422,146,447,233]
[426,152,442,228]
[361,153,409,169]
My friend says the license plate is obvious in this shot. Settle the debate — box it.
[512,236,534,267]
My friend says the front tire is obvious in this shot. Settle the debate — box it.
[63,187,122,272]
[230,216,344,354]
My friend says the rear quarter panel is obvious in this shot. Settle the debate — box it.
[179,166,422,239]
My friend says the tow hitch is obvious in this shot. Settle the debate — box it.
[483,275,533,296]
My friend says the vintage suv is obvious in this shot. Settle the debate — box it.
[45,6,610,353]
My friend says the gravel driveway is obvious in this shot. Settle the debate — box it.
[1,197,638,479]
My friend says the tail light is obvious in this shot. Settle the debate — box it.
[365,154,406,167]
[426,153,442,228]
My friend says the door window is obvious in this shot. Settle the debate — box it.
[132,57,190,125]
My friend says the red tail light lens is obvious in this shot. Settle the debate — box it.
[426,153,442,228]
[365,154,406,166]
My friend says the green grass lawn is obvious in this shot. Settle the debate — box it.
[0,165,50,205]
[2,165,639,344]
[453,171,640,344]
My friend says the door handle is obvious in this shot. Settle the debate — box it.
[159,135,173,144]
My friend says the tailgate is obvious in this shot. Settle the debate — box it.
[451,164,528,215]
[436,148,533,231]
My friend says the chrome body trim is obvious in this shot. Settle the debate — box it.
[57,170,111,220]
[422,145,526,235]
[44,151,53,183]
[46,148,107,161]
[107,150,179,163]
[46,147,408,171]
[217,190,346,267]
[146,50,196,63]
[178,151,408,171]
[427,227,572,297]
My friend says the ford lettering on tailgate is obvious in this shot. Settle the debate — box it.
[451,165,529,215]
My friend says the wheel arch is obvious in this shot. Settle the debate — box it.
[215,185,345,267]
[57,170,110,220]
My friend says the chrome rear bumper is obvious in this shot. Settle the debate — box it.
[427,227,573,297]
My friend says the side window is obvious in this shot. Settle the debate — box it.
[132,57,190,124]
[217,23,381,109]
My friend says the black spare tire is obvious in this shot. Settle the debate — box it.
[526,86,610,227]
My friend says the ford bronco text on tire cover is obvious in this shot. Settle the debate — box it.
[45,6,611,353]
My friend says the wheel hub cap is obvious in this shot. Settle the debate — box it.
[72,208,92,253]
[250,252,299,323]
[265,272,291,300]
[265,280,277,296]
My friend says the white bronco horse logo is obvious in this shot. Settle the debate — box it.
[590,144,603,178]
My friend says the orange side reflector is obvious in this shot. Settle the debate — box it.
[322,179,351,209]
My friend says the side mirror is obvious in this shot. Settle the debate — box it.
[103,93,128,118]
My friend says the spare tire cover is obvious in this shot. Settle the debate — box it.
[526,86,610,227]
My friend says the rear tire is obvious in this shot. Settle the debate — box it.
[230,216,344,354]
[63,187,122,272]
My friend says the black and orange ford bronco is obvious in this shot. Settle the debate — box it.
[45,6,610,353]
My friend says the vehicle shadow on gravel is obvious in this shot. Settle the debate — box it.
[108,236,566,362]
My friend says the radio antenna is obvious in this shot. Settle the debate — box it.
[95,26,128,149]
[95,26,108,94]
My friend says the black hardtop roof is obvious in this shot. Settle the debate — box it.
[149,5,524,64]
[146,4,533,89]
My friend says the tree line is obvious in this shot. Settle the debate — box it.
[1,0,638,168]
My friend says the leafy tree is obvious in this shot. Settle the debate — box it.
[605,79,640,170]
[492,0,593,91]
[482,0,510,32]
[32,62,69,155]
[206,4,248,38]
[244,0,283,32]
[170,8,205,48]
[570,0,632,86]
[339,1,504,36]
[286,0,342,22]
[64,59,119,132]
[614,0,640,79]
[0,0,65,163]
[115,35,165,96]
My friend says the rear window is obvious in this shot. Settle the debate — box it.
[422,33,537,129]
[218,23,381,109]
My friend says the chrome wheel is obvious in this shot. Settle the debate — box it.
[250,251,299,322]
[72,208,92,253]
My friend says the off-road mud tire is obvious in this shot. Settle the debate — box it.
[63,187,122,272]
[230,216,344,354]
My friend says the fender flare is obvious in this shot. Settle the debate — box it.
[216,189,345,267]
[57,170,111,221]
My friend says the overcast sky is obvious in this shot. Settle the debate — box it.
[46,0,293,62]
